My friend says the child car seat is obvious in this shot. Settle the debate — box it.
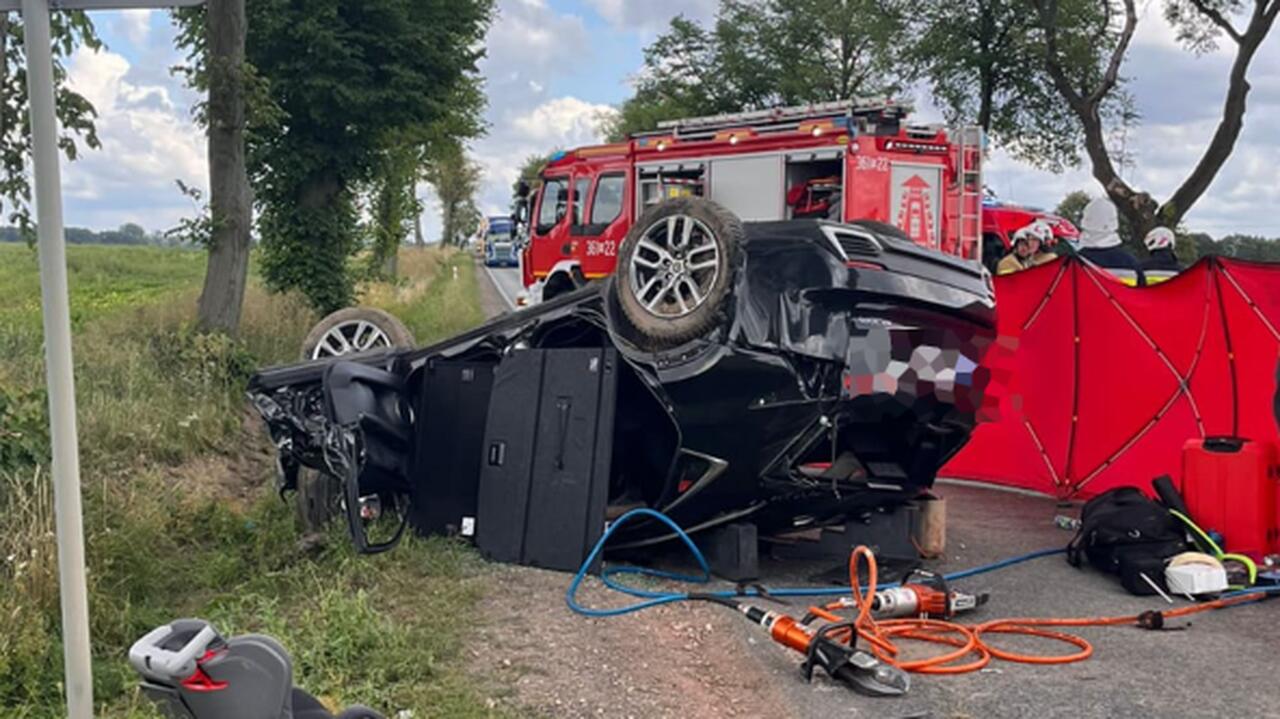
[129,619,385,719]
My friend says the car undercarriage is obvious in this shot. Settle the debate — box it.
[249,206,997,559]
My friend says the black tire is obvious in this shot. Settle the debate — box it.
[542,271,579,302]
[300,307,415,361]
[295,469,343,540]
[613,198,743,350]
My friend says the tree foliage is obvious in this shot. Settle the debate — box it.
[366,143,419,278]
[423,140,482,246]
[512,152,551,202]
[906,1,1101,171]
[604,0,908,140]
[1054,190,1092,228]
[0,11,101,237]
[1029,0,1279,242]
[252,0,491,313]
[177,0,491,314]
[1197,234,1280,262]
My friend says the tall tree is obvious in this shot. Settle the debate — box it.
[175,0,492,315]
[367,142,418,278]
[907,1,1091,171]
[1030,0,1279,240]
[251,0,490,313]
[423,140,481,246]
[0,11,101,237]
[751,0,906,104]
[176,0,253,335]
[604,0,908,140]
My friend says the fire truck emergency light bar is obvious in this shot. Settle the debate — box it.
[640,98,912,140]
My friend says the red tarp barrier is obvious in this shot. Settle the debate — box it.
[944,257,1280,498]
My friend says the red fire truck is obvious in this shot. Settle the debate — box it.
[517,100,988,303]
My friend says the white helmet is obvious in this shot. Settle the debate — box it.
[1080,198,1121,249]
[1030,220,1055,244]
[1144,227,1175,252]
[1012,225,1039,246]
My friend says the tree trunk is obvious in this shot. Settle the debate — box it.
[1,15,10,168]
[442,201,455,247]
[977,68,994,132]
[1159,17,1273,228]
[1034,0,1278,243]
[413,204,424,246]
[196,0,252,336]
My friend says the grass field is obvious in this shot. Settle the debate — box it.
[0,243,501,718]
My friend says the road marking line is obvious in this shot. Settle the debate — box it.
[482,262,517,311]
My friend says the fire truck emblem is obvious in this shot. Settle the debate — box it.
[896,175,936,248]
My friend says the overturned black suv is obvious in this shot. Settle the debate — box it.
[249,199,996,559]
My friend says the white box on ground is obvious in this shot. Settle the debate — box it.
[1165,563,1228,596]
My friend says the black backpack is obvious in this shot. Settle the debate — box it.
[1067,487,1188,594]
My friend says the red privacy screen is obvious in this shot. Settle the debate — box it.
[944,257,1280,498]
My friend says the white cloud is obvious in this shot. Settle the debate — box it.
[484,0,588,106]
[511,96,615,146]
[61,45,206,230]
[117,10,154,46]
[476,97,613,219]
[585,0,717,31]
[416,0,614,242]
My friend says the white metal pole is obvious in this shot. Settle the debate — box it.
[20,1,95,717]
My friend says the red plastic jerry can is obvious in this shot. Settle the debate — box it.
[1180,437,1280,559]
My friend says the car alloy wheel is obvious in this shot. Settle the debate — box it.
[628,214,722,319]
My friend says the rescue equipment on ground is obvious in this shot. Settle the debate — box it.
[1066,486,1189,594]
[567,509,1280,698]
[1165,553,1229,596]
[864,569,986,620]
[1181,437,1280,560]
[129,619,385,719]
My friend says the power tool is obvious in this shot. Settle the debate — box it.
[732,603,911,696]
[864,570,987,619]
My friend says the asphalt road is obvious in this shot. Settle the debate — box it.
[481,263,522,311]
[730,481,1280,719]
[469,264,1280,718]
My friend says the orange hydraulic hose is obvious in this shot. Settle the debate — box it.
[806,545,1263,675]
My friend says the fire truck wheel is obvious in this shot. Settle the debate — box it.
[301,307,415,361]
[614,198,743,349]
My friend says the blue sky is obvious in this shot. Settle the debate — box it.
[59,1,1280,239]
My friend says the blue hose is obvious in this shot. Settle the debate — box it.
[566,508,1067,617]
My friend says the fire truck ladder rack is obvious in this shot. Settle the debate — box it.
[957,126,985,252]
[637,99,911,142]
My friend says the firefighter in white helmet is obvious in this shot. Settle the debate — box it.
[996,223,1056,275]
[1078,197,1147,287]
[1029,220,1061,263]
[1141,227,1181,284]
